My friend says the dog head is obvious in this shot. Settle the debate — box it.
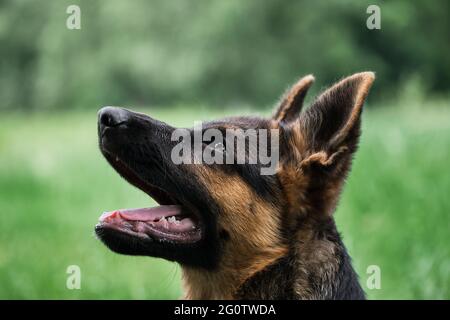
[96,72,374,293]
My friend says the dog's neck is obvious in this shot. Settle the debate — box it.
[181,246,288,299]
[181,218,365,300]
[237,219,365,299]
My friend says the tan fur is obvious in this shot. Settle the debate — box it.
[276,165,310,231]
[182,167,288,299]
[300,146,349,168]
[273,75,315,123]
[327,72,375,147]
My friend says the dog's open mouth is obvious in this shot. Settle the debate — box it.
[99,206,201,243]
[96,152,202,244]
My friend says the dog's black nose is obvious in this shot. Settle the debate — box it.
[98,106,130,127]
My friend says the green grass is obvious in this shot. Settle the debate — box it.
[0,104,449,299]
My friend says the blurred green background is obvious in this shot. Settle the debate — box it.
[0,0,449,299]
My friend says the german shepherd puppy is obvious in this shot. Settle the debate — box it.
[96,72,375,299]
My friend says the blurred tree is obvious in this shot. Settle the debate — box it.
[0,0,448,111]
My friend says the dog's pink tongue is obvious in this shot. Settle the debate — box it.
[100,205,182,222]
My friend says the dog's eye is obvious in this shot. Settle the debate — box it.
[202,141,226,155]
[214,142,226,153]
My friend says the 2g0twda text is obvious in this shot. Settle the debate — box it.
[218,304,276,315]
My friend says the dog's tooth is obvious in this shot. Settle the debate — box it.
[167,216,181,225]
[158,216,169,228]
[115,155,119,162]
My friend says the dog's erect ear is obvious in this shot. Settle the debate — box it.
[273,75,315,123]
[299,72,375,168]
